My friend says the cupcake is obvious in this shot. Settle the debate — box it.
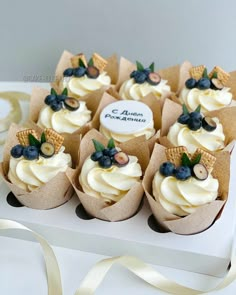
[55,51,112,98]
[179,65,233,114]
[119,61,171,101]
[143,144,230,234]
[0,124,78,209]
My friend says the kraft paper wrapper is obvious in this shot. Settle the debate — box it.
[67,128,150,221]
[159,98,236,152]
[143,143,230,235]
[0,123,80,210]
[52,50,119,93]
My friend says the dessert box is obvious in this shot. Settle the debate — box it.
[0,141,236,277]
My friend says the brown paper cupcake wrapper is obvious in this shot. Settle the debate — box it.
[0,123,80,209]
[67,128,150,221]
[143,143,230,235]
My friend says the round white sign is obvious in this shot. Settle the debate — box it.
[100,100,153,134]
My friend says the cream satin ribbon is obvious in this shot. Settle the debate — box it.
[0,219,62,295]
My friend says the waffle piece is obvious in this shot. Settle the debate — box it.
[165,146,189,167]
[192,148,216,171]
[44,128,64,154]
[208,66,230,86]
[189,65,205,80]
[16,129,39,146]
[92,53,107,72]
[71,53,87,68]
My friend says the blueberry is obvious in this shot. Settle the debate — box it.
[108,148,118,157]
[98,156,112,169]
[160,162,175,177]
[178,114,190,125]
[174,166,191,180]
[63,68,74,77]
[73,67,86,77]
[91,151,103,161]
[23,146,39,161]
[44,94,57,105]
[50,101,63,112]
[189,111,202,120]
[130,70,138,79]
[185,78,197,89]
[10,144,24,158]
[56,95,67,102]
[142,68,151,77]
[187,117,202,131]
[134,71,147,84]
[197,78,211,90]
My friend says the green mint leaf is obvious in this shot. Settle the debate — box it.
[88,58,94,66]
[136,61,144,71]
[212,71,218,79]
[149,62,155,72]
[194,105,201,113]
[181,153,192,167]
[182,104,189,115]
[92,139,105,152]
[202,68,208,78]
[41,132,46,144]
[79,58,86,68]
[50,88,57,96]
[107,138,115,149]
[29,134,41,147]
[191,154,202,166]
[61,88,68,96]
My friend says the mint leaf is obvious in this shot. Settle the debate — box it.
[191,154,202,166]
[79,58,86,68]
[50,88,57,96]
[41,132,46,144]
[212,71,218,79]
[202,68,208,78]
[88,58,94,66]
[194,105,201,113]
[61,88,68,96]
[92,139,105,152]
[181,153,192,167]
[149,62,155,72]
[29,134,41,147]
[107,138,115,149]
[182,104,189,115]
[136,61,144,71]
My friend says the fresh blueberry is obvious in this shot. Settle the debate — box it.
[91,151,103,161]
[10,144,24,158]
[142,68,151,77]
[44,94,57,105]
[160,162,175,177]
[134,71,147,84]
[189,111,202,120]
[73,67,86,77]
[63,68,74,77]
[185,78,197,89]
[187,117,202,131]
[98,156,112,169]
[197,78,211,90]
[130,70,138,79]
[108,148,118,157]
[102,148,111,156]
[50,101,63,112]
[56,95,67,102]
[23,146,39,161]
[178,114,190,125]
[174,166,191,180]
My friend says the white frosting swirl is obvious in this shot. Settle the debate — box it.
[99,120,155,143]
[179,87,232,114]
[119,78,171,100]
[37,101,92,133]
[167,118,225,153]
[153,171,219,216]
[62,72,111,98]
[79,155,142,204]
[8,147,72,192]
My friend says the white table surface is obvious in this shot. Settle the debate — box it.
[0,82,236,294]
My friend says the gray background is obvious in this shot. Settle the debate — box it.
[1,0,236,81]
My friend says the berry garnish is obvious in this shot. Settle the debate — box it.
[56,95,67,102]
[107,148,118,157]
[86,66,100,79]
[23,146,39,161]
[133,71,146,84]
[64,97,80,111]
[177,113,190,125]
[63,68,74,77]
[187,117,202,131]
[99,156,112,169]
[146,72,161,86]
[51,101,63,112]
[45,94,57,105]
[130,70,138,79]
[142,68,151,77]
[185,78,197,89]
[189,111,202,121]
[211,78,224,90]
[73,67,87,77]
[197,78,211,90]
[40,142,55,158]
[192,163,208,180]
[11,144,24,158]
[113,152,129,167]
[159,162,175,176]
[174,166,191,180]
[91,151,103,161]
[202,117,217,132]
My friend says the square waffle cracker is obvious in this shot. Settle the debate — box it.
[165,146,189,167]
[189,65,205,80]
[71,53,87,68]
[44,128,64,154]
[92,53,107,72]
[192,148,216,171]
[16,129,39,146]
[208,66,230,85]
